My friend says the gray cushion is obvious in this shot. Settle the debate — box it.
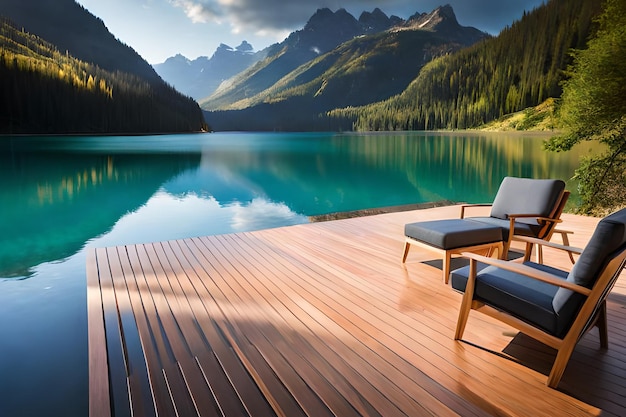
[405,219,502,250]
[465,216,541,241]
[451,262,579,337]
[490,177,565,220]
[553,208,626,312]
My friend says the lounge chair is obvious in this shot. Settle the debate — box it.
[460,176,568,259]
[450,208,626,388]
[402,177,568,282]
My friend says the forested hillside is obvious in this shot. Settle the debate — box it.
[0,18,206,134]
[1,0,207,135]
[327,0,601,131]
[2,0,159,82]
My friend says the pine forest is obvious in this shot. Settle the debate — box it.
[0,17,207,134]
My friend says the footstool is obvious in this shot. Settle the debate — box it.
[402,219,504,283]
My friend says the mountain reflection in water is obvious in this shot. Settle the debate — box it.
[0,132,592,278]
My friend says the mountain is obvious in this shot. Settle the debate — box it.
[327,0,601,131]
[360,8,403,33]
[201,5,488,131]
[153,41,264,100]
[1,0,206,134]
[400,4,485,43]
[201,7,407,112]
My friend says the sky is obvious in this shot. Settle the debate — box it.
[75,0,546,64]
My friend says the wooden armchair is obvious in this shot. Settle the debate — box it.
[450,208,626,388]
[460,177,569,259]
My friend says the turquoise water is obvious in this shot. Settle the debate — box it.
[0,131,593,416]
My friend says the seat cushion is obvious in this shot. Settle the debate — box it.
[490,177,565,220]
[405,219,502,250]
[466,216,540,241]
[451,262,581,337]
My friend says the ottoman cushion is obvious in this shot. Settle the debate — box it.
[405,219,503,250]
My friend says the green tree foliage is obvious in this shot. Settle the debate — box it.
[544,0,626,215]
[327,0,600,132]
[0,17,207,134]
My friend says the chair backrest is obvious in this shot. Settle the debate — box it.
[540,190,570,239]
[489,177,566,220]
[552,208,626,335]
[566,208,626,288]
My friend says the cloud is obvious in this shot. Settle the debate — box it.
[169,0,545,36]
[169,0,407,32]
[169,0,222,24]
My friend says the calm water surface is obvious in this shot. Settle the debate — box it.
[0,131,594,416]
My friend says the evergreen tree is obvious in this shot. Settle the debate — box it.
[545,0,626,215]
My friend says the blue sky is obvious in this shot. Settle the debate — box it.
[76,0,546,64]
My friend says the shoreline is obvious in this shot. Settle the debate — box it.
[309,200,457,222]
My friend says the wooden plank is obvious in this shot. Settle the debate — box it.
[86,249,111,417]
[94,247,133,417]
[107,246,159,417]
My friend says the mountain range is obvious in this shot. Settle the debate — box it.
[155,5,488,125]
[155,0,595,132]
[193,5,489,131]
[153,41,264,101]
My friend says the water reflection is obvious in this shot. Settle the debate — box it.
[0,149,199,277]
[0,132,593,278]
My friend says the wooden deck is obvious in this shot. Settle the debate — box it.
[87,205,626,417]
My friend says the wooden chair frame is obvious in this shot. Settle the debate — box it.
[454,236,626,388]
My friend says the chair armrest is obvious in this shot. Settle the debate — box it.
[512,235,584,255]
[460,204,492,219]
[459,252,591,296]
[507,213,563,224]
[506,215,563,242]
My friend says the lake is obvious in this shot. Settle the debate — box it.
[0,131,594,416]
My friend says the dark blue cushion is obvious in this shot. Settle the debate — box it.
[404,219,502,250]
[490,177,565,220]
[450,262,580,337]
[553,208,626,312]
[567,209,626,287]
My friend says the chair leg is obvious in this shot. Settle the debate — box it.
[443,251,452,284]
[455,260,477,340]
[597,302,609,348]
[548,341,577,388]
[521,242,535,262]
[402,241,411,263]
[501,240,511,260]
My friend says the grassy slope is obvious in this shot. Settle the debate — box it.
[478,98,561,132]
